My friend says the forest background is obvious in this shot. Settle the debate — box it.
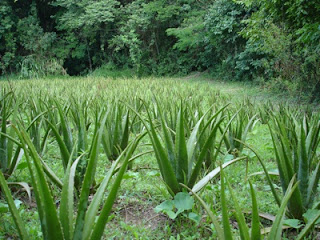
[0,0,319,101]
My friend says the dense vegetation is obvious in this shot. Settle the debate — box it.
[1,0,320,238]
[1,76,320,239]
[0,0,319,99]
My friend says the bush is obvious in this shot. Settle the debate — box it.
[90,63,136,79]
[19,56,66,79]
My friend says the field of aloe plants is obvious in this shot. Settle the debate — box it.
[1,76,320,239]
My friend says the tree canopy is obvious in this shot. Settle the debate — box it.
[0,0,319,99]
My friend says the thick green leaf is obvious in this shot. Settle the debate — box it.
[186,114,205,178]
[175,107,188,183]
[249,181,261,240]
[188,117,224,188]
[174,192,194,211]
[15,124,64,240]
[307,160,320,207]
[155,200,174,213]
[225,177,250,240]
[82,142,133,239]
[7,147,24,177]
[156,100,175,177]
[55,101,73,154]
[120,110,130,150]
[268,177,298,240]
[46,120,70,170]
[235,139,282,207]
[180,183,224,239]
[220,169,233,240]
[126,102,180,194]
[0,171,29,239]
[297,210,320,240]
[192,156,246,193]
[87,134,140,240]
[73,109,108,239]
[298,125,308,204]
[60,154,82,240]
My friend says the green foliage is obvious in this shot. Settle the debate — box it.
[1,120,143,240]
[184,171,308,240]
[109,0,182,74]
[90,63,136,79]
[268,112,320,219]
[1,76,320,238]
[130,100,229,195]
[155,192,198,221]
[166,12,205,52]
[0,92,24,179]
[221,109,258,155]
[0,171,29,239]
[53,0,119,72]
[238,107,320,221]
[44,100,135,190]
[0,0,319,100]
[54,0,119,29]
[0,1,17,73]
[239,0,320,98]
[16,6,56,55]
[102,103,131,161]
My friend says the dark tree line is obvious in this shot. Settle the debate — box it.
[0,0,319,99]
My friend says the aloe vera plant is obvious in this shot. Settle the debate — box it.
[0,126,24,180]
[183,171,317,240]
[191,106,224,169]
[221,109,258,156]
[43,100,94,189]
[102,103,130,161]
[0,92,25,179]
[128,100,242,195]
[24,98,51,156]
[256,101,274,124]
[0,171,29,239]
[267,112,320,219]
[0,117,144,240]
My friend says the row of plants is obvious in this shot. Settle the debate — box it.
[1,84,320,239]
